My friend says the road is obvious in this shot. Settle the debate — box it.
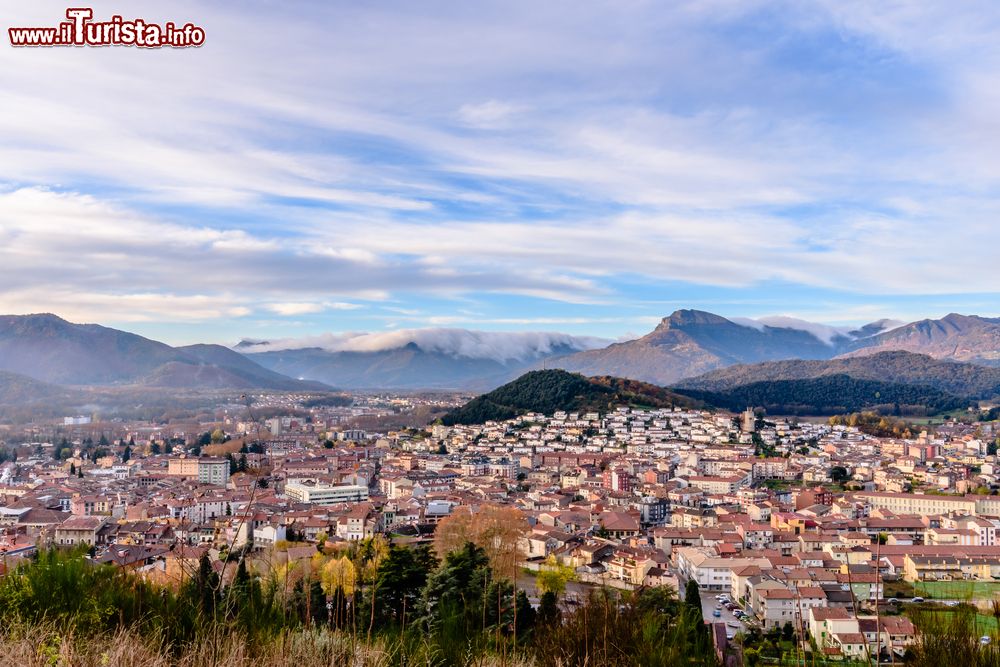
[516,573,594,606]
[699,591,750,638]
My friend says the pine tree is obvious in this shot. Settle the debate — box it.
[685,579,701,610]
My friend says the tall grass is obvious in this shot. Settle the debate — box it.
[0,547,719,666]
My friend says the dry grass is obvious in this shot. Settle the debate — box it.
[0,625,537,667]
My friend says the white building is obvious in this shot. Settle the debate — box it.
[285,481,369,505]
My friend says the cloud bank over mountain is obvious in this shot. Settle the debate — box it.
[237,328,610,362]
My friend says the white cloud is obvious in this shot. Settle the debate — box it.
[457,100,527,128]
[238,328,610,362]
[265,301,364,315]
[2,0,1000,336]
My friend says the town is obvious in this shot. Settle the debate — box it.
[4,394,1000,663]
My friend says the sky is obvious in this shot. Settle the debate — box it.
[2,1,1000,347]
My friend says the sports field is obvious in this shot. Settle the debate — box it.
[912,580,1000,600]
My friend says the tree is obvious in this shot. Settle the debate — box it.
[189,552,219,617]
[210,429,225,444]
[685,579,701,611]
[371,545,437,629]
[830,466,850,483]
[69,463,76,476]
[434,504,529,579]
[537,590,561,627]
[514,589,536,637]
[536,555,576,598]
[419,541,491,631]
[782,620,795,641]
[636,584,680,617]
[150,442,161,455]
[121,445,132,463]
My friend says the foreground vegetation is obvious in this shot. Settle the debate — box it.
[0,545,717,666]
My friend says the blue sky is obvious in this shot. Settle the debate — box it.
[2,1,1000,346]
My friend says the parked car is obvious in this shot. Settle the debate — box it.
[713,609,722,618]
[911,597,925,603]
[981,636,992,645]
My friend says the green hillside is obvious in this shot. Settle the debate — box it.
[440,369,700,425]
[674,374,967,416]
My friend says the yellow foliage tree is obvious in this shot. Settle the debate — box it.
[536,555,576,598]
[321,555,356,597]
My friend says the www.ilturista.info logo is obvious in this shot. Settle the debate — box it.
[9,8,205,48]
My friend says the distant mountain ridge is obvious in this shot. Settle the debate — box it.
[0,369,80,405]
[676,350,1000,399]
[551,310,1000,386]
[839,313,1000,366]
[6,310,1000,397]
[239,339,595,390]
[0,314,325,391]
[548,309,848,385]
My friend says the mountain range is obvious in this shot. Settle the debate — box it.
[676,350,1000,399]
[0,314,326,391]
[548,310,1000,387]
[838,313,1000,366]
[237,333,601,390]
[3,310,1000,411]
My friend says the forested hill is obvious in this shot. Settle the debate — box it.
[440,369,701,425]
[672,374,966,416]
[676,350,1000,399]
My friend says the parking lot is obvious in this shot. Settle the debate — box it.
[699,591,751,638]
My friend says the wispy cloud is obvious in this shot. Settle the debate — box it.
[2,1,1000,341]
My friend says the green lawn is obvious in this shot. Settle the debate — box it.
[908,608,1000,636]
[912,580,1000,600]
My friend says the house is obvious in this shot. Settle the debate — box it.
[335,502,381,541]
[754,585,796,630]
[54,516,106,547]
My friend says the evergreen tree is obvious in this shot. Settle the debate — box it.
[685,579,701,611]
[309,579,328,625]
[419,542,491,632]
[537,590,561,627]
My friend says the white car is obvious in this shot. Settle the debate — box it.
[981,636,991,645]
